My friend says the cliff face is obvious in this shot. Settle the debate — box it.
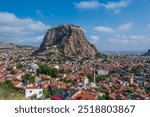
[38,24,100,59]
[142,49,150,56]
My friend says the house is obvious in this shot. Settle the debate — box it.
[25,86,43,99]
[51,89,78,100]
[72,90,98,100]
[25,63,39,75]
[51,64,59,69]
[97,69,109,75]
[13,74,22,80]
[58,73,66,78]
[109,93,116,100]
[76,76,89,85]
[12,80,22,88]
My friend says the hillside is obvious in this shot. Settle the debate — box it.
[0,82,26,100]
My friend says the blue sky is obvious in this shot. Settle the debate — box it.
[0,0,150,51]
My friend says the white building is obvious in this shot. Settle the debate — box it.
[97,69,109,76]
[25,87,43,99]
[54,65,59,69]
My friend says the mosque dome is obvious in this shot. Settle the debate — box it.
[89,82,97,88]
[30,63,39,70]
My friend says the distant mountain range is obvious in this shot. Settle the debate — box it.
[0,42,38,49]
[102,50,146,56]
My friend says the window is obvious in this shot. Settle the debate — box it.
[39,91,42,95]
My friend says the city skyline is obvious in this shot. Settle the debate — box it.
[0,0,150,51]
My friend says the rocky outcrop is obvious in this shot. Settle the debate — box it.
[142,49,150,56]
[38,24,100,59]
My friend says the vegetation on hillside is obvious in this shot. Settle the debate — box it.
[0,80,26,100]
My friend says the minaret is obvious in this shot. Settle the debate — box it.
[5,57,9,69]
[33,56,35,63]
[93,66,96,84]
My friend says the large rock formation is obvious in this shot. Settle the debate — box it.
[38,24,100,59]
[142,49,150,56]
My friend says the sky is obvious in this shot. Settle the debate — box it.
[0,0,150,51]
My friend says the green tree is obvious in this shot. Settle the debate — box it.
[96,75,107,82]
[98,93,109,100]
[43,89,51,98]
[23,74,36,84]
[30,94,37,100]
[16,64,23,69]
[4,80,14,88]
[10,70,17,75]
[59,69,65,74]
[51,68,59,78]
[87,75,94,82]
[39,65,59,78]
[6,67,13,71]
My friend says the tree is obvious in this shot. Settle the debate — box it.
[43,89,51,98]
[96,75,107,82]
[6,67,13,71]
[123,66,130,72]
[51,85,58,96]
[51,68,59,78]
[23,74,36,84]
[98,93,109,100]
[10,70,17,75]
[30,94,37,100]
[39,65,59,78]
[16,64,23,69]
[131,65,143,74]
[87,75,94,82]
[4,80,14,88]
[59,69,65,74]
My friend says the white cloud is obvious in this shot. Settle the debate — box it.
[94,22,133,34]
[148,24,150,28]
[74,0,132,14]
[36,10,43,17]
[20,35,44,46]
[113,9,121,14]
[109,38,129,44]
[106,34,150,50]
[90,35,99,40]
[0,12,50,45]
[94,26,114,33]
[102,0,130,10]
[109,34,147,44]
[102,0,132,14]
[74,1,101,10]
[117,22,133,30]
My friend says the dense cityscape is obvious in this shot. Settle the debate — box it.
[0,46,150,100]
